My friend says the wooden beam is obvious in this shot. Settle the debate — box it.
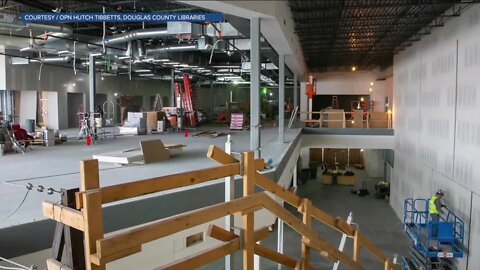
[336,217,356,236]
[256,171,355,237]
[96,192,267,259]
[208,225,270,243]
[295,260,302,270]
[90,246,141,266]
[254,244,297,268]
[242,151,255,270]
[77,160,100,208]
[75,164,240,209]
[262,196,365,270]
[208,224,238,242]
[46,259,73,270]
[207,145,266,170]
[207,145,239,164]
[233,205,264,216]
[157,238,240,270]
[301,199,312,270]
[353,230,359,262]
[83,191,105,270]
[255,173,302,207]
[301,239,337,263]
[254,226,270,242]
[42,201,84,231]
[80,160,100,191]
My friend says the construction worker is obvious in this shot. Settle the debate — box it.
[429,189,445,238]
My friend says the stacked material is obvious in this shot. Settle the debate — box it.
[119,112,148,135]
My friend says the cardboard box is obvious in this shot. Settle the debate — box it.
[146,111,166,131]
[337,175,355,186]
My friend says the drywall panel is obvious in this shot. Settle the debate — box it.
[417,31,456,178]
[46,91,59,130]
[362,149,384,178]
[468,194,480,270]
[18,90,37,128]
[432,171,471,270]
[454,6,480,195]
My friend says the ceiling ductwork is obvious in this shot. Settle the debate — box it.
[146,44,198,54]
[30,56,71,63]
[90,28,168,48]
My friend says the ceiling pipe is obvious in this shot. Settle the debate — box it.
[30,56,71,63]
[88,28,168,49]
[146,44,198,54]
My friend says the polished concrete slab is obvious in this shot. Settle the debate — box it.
[0,125,299,229]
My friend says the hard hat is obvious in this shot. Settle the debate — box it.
[436,189,444,196]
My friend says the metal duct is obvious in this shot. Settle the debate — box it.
[136,40,145,58]
[30,56,71,63]
[146,44,198,54]
[92,28,168,47]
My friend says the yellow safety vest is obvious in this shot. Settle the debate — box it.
[429,196,438,215]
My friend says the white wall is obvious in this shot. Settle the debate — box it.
[392,4,480,269]
[18,91,37,128]
[312,70,390,112]
[46,92,59,130]
[362,149,384,178]
[6,63,172,129]
[0,46,6,90]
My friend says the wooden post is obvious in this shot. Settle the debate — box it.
[353,229,359,262]
[80,160,100,191]
[384,260,390,270]
[301,199,312,270]
[80,160,104,270]
[242,151,255,270]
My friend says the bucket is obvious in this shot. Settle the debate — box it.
[95,118,103,127]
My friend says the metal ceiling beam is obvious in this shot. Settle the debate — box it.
[290,1,459,11]
[291,12,453,23]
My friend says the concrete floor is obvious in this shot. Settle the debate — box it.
[202,167,411,270]
[0,125,299,228]
[0,124,411,270]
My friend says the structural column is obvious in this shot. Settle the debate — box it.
[88,54,96,114]
[250,17,261,157]
[278,54,285,143]
[170,68,175,106]
[293,73,298,110]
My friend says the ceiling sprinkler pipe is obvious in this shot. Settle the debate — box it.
[146,44,198,54]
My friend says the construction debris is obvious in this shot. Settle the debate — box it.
[192,131,227,138]
[93,139,185,165]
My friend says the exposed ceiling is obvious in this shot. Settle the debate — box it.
[289,0,477,72]
[0,0,290,85]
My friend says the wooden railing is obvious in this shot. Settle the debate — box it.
[42,145,400,270]
[300,111,392,129]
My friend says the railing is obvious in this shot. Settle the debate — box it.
[300,111,392,129]
[42,145,400,270]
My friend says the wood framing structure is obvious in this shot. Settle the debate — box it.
[43,145,401,270]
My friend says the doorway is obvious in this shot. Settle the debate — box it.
[67,93,84,128]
